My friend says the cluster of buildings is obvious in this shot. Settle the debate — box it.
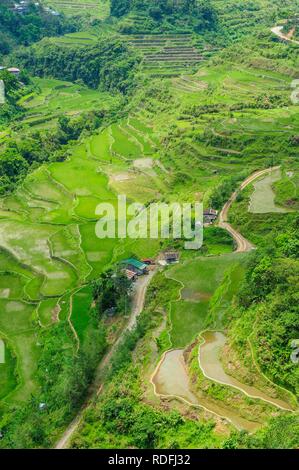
[120,258,151,281]
[119,209,219,280]
[120,251,180,280]
[118,210,220,281]
[12,1,34,14]
[12,1,59,16]
[43,5,60,16]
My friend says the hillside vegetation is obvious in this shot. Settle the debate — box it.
[0,0,78,56]
[0,0,298,449]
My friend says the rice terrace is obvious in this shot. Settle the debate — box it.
[0,0,298,453]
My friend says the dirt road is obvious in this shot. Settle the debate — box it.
[271,26,299,45]
[55,167,280,447]
[218,167,280,252]
[55,269,156,449]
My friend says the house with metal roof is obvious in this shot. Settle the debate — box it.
[203,208,218,224]
[7,67,20,76]
[120,258,148,275]
[164,251,179,264]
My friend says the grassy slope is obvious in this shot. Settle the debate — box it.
[40,0,110,19]
[0,0,298,447]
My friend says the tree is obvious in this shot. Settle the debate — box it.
[0,70,19,95]
[93,268,133,315]
[0,149,28,180]
[111,0,131,17]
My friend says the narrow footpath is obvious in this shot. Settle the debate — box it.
[55,269,156,449]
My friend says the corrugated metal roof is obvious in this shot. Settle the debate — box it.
[121,258,147,270]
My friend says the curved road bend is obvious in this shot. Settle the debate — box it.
[55,269,157,449]
[271,26,299,45]
[218,166,280,253]
[56,167,279,447]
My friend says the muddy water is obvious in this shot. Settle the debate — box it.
[199,331,292,410]
[152,349,261,432]
[153,349,198,403]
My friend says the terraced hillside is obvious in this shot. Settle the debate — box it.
[42,0,109,18]
[124,34,204,76]
[0,97,165,407]
[2,65,297,405]
[18,78,116,130]
[1,0,299,447]
[213,0,295,40]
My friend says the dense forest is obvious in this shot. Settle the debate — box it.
[0,0,78,56]
[12,38,140,93]
[235,217,299,394]
[0,109,112,195]
[111,0,218,33]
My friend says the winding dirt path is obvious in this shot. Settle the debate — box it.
[151,348,261,432]
[218,166,280,252]
[198,331,293,411]
[55,269,156,449]
[271,26,299,45]
[151,166,294,430]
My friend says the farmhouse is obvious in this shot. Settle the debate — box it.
[142,258,154,265]
[204,208,218,224]
[164,251,179,264]
[7,67,21,77]
[120,258,148,276]
[124,269,137,281]
[0,66,21,77]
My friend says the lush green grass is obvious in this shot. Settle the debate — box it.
[249,169,291,213]
[111,123,142,160]
[167,253,247,347]
[208,261,247,328]
[20,78,118,130]
[49,153,115,200]
[89,128,112,162]
[2,59,297,404]
[6,330,41,402]
[0,298,40,402]
[0,341,17,400]
[170,300,209,348]
[79,223,116,279]
[37,298,59,327]
[1,14,299,445]
[0,273,28,300]
[41,0,110,19]
[71,285,93,343]
[274,165,299,210]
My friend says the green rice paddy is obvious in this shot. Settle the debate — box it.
[0,77,171,401]
[167,253,247,348]
[1,52,298,408]
[249,169,291,213]
[41,0,109,19]
[20,78,118,130]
